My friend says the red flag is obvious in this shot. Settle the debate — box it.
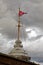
[19,11,27,16]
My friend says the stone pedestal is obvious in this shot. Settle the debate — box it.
[9,40,31,61]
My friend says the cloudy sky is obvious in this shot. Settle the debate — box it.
[0,0,43,64]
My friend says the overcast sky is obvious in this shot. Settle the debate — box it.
[0,0,43,64]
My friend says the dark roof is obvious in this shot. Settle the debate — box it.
[0,53,39,65]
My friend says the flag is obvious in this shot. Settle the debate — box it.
[18,10,27,16]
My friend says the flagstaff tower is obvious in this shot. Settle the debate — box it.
[9,8,31,61]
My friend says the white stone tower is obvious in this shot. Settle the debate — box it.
[9,8,31,61]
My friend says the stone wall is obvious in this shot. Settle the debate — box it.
[0,53,39,65]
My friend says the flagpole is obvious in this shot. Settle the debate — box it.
[17,8,27,40]
[18,8,21,40]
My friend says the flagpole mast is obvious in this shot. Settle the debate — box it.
[17,8,27,40]
[18,8,21,40]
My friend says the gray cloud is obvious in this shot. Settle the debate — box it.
[3,0,43,30]
[0,0,43,63]
[0,0,27,40]
[28,35,43,41]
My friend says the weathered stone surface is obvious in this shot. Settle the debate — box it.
[0,53,39,65]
